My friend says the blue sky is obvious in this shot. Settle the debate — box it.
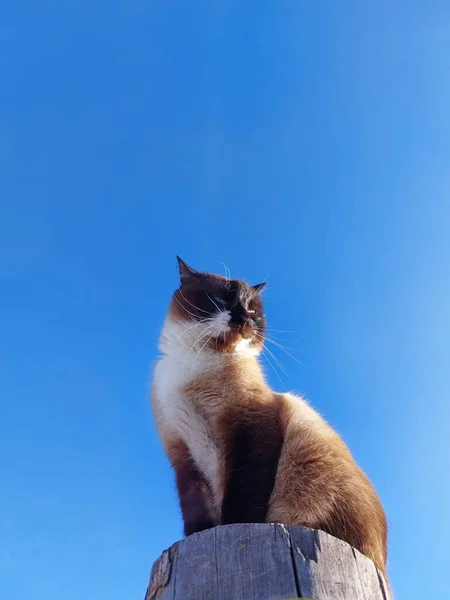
[1,2,450,598]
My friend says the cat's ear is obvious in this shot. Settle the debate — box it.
[176,256,199,284]
[252,282,267,294]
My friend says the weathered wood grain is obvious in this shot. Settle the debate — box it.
[146,524,388,600]
[289,527,388,600]
[213,523,298,600]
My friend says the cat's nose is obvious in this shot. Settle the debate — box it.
[231,308,245,324]
[231,316,245,326]
[231,308,251,327]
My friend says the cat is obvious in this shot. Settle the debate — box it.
[151,257,388,582]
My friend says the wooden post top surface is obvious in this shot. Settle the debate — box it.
[146,523,389,600]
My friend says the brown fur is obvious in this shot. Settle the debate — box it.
[165,437,218,535]
[180,358,387,577]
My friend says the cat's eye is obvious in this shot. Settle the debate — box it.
[212,295,226,308]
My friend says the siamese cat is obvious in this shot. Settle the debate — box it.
[151,257,388,581]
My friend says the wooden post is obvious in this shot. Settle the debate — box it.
[145,523,389,600]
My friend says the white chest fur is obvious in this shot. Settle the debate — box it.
[152,318,225,504]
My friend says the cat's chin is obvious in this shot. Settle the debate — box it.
[210,329,262,356]
[233,337,261,356]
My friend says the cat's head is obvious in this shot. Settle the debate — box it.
[168,257,266,355]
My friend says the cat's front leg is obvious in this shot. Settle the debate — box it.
[168,437,217,536]
[221,418,283,525]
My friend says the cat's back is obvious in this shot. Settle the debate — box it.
[268,392,387,575]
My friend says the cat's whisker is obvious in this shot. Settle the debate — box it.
[191,329,218,374]
[221,262,231,281]
[215,325,226,351]
[216,327,221,351]
[263,335,304,365]
[262,343,290,377]
[183,324,215,369]
[206,292,220,312]
[173,295,202,319]
[263,333,295,343]
[260,346,284,385]
[264,335,294,352]
[262,271,271,286]
[265,329,305,344]
[265,333,306,346]
[255,270,271,294]
[179,290,210,315]
[264,336,294,351]
[192,324,216,348]
[176,318,212,340]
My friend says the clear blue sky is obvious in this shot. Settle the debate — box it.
[1,2,449,599]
